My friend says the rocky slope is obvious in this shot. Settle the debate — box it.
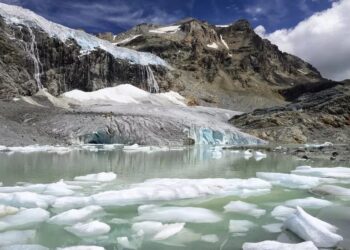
[230,81,350,144]
[99,18,323,110]
[0,3,168,99]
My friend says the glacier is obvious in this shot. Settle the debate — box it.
[0,3,168,67]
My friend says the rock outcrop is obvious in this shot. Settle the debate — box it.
[99,18,323,110]
[230,81,350,143]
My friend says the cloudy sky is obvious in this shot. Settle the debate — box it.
[1,0,348,80]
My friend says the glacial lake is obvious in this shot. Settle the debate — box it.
[0,145,349,249]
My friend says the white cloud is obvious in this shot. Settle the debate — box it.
[255,0,350,81]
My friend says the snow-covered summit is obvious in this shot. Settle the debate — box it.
[0,3,168,67]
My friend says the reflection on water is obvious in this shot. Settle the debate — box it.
[0,146,349,250]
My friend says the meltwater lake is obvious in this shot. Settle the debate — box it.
[0,145,349,249]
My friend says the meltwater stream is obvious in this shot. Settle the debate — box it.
[0,145,349,249]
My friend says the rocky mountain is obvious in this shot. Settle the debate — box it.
[98,18,323,110]
[230,81,350,144]
[0,3,167,99]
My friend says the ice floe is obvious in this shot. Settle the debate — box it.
[224,201,266,218]
[270,205,296,221]
[0,192,55,209]
[0,245,49,250]
[48,205,104,226]
[256,172,335,189]
[229,220,256,233]
[90,178,272,207]
[284,197,333,209]
[52,196,92,210]
[292,166,350,179]
[311,184,350,199]
[0,208,49,231]
[262,223,283,233]
[0,205,19,218]
[117,237,137,250]
[0,230,36,246]
[200,234,219,243]
[283,206,343,248]
[57,246,105,250]
[135,205,221,223]
[73,172,117,183]
[132,221,185,240]
[65,220,110,238]
[242,241,318,250]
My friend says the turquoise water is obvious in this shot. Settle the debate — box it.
[0,146,349,249]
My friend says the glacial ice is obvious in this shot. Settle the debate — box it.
[0,192,55,209]
[256,172,334,189]
[0,3,169,67]
[0,208,50,231]
[0,245,49,250]
[0,205,19,218]
[52,196,92,210]
[64,220,110,238]
[229,220,256,233]
[0,230,36,246]
[57,246,105,250]
[200,234,219,243]
[284,197,333,209]
[224,201,266,218]
[292,166,350,179]
[262,223,283,233]
[283,206,343,248]
[135,205,221,223]
[73,172,117,183]
[242,241,318,250]
[270,205,296,221]
[132,221,185,240]
[90,178,271,207]
[311,184,350,199]
[48,205,104,226]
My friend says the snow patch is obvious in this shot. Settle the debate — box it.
[149,25,180,34]
[220,35,229,49]
[207,42,219,49]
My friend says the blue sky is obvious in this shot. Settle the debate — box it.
[0,0,334,34]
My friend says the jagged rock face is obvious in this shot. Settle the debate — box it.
[99,19,323,110]
[230,81,350,144]
[0,17,167,99]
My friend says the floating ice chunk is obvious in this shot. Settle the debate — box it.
[110,218,129,225]
[135,206,221,223]
[52,196,92,210]
[284,197,333,209]
[73,172,117,182]
[48,205,104,226]
[57,246,105,250]
[0,205,19,218]
[153,223,185,240]
[311,185,350,199]
[292,166,350,179]
[201,234,219,243]
[65,221,110,238]
[117,237,137,250]
[0,192,55,209]
[0,245,49,250]
[224,201,266,218]
[283,207,343,248]
[305,142,333,148]
[229,220,256,233]
[211,150,223,159]
[262,223,283,233]
[256,172,334,189]
[132,221,163,237]
[271,205,296,221]
[242,241,318,250]
[0,208,50,231]
[255,151,267,158]
[0,230,36,246]
[91,178,271,206]
[244,149,253,156]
